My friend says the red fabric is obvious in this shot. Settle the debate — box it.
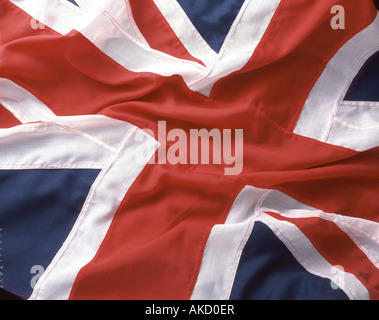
[0,104,20,128]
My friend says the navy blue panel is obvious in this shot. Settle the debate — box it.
[344,51,379,101]
[176,0,245,52]
[229,222,349,300]
[0,169,100,299]
[66,0,78,6]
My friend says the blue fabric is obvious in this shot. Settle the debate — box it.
[229,222,349,300]
[344,51,379,101]
[66,0,78,6]
[0,169,100,299]
[176,0,245,52]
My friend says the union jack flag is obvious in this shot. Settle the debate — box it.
[0,0,378,300]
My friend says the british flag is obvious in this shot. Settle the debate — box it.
[0,0,378,300]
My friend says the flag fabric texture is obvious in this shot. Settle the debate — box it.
[0,0,378,300]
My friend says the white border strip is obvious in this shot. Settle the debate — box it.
[294,13,379,148]
[78,0,149,47]
[326,100,379,151]
[0,78,56,123]
[338,101,379,128]
[0,121,110,169]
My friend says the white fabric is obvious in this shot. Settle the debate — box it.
[53,115,139,151]
[0,121,109,170]
[78,0,149,46]
[0,78,57,123]
[337,101,379,128]
[294,13,379,151]
[326,100,379,151]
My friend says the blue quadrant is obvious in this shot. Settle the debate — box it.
[66,0,78,6]
[344,51,379,102]
[176,0,245,52]
[0,169,100,299]
[229,222,349,300]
